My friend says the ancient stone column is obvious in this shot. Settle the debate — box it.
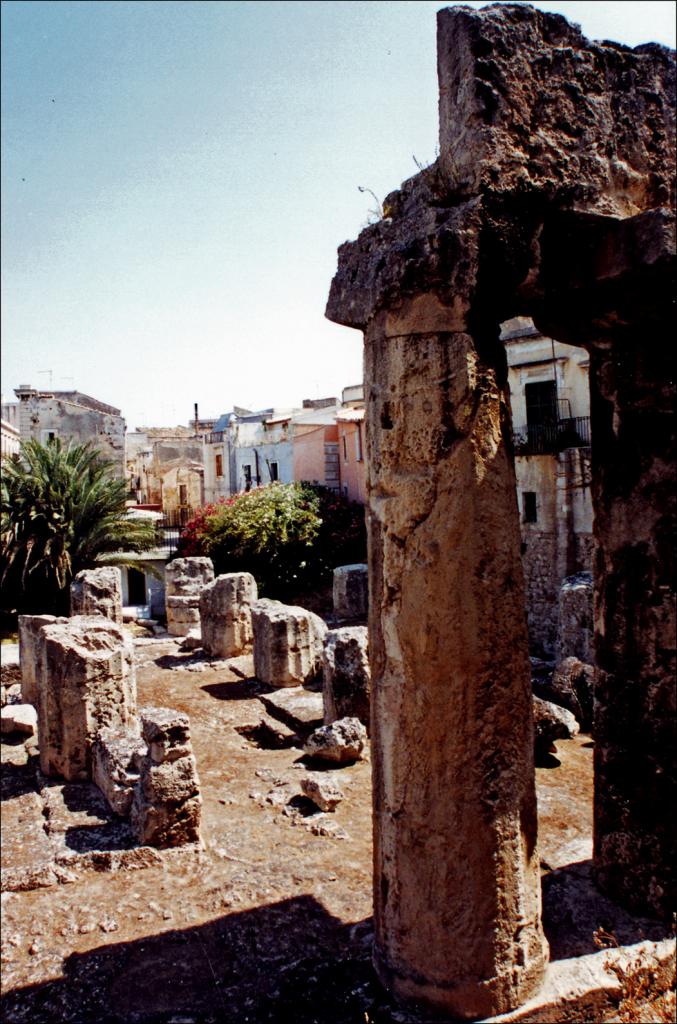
[37,616,137,782]
[322,626,370,730]
[18,614,67,706]
[70,566,123,623]
[165,556,214,636]
[251,599,327,687]
[131,707,202,847]
[199,572,258,658]
[332,563,368,621]
[363,300,546,1018]
[588,330,676,919]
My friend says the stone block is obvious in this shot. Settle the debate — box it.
[322,626,370,730]
[165,557,214,597]
[540,656,595,733]
[18,615,67,706]
[199,572,258,658]
[37,616,137,782]
[92,725,146,817]
[1,703,37,737]
[165,595,201,637]
[131,706,202,847]
[332,564,368,620]
[558,572,593,664]
[301,773,344,812]
[70,567,123,623]
[533,695,579,762]
[251,599,327,687]
[303,717,367,764]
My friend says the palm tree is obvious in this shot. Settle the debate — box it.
[1,438,157,615]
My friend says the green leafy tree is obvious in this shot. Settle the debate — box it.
[177,482,366,600]
[1,438,157,615]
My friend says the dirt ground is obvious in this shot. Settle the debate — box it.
[0,635,668,1024]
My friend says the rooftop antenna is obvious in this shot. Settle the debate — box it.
[38,369,53,388]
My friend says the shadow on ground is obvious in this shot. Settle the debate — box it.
[542,859,672,960]
[0,896,391,1024]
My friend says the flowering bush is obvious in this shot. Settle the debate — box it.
[175,483,366,599]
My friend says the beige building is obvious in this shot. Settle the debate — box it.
[126,426,205,520]
[503,318,593,657]
[1,416,20,462]
[13,386,126,478]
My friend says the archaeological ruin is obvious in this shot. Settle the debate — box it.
[326,3,675,1018]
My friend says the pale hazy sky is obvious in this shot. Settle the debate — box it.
[2,1,675,430]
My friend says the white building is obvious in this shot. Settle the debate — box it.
[503,317,593,657]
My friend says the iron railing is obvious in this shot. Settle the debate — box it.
[513,416,591,455]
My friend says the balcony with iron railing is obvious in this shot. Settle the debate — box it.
[513,416,591,455]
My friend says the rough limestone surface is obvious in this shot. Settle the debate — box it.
[533,695,579,759]
[1,703,38,737]
[303,717,367,764]
[326,1,675,1010]
[251,599,327,688]
[36,616,137,782]
[18,615,67,706]
[332,564,369,621]
[300,773,344,812]
[70,567,123,624]
[546,656,595,732]
[130,707,202,847]
[558,572,593,663]
[92,725,146,817]
[199,572,258,658]
[322,626,370,730]
[165,557,214,637]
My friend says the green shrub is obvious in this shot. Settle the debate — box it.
[177,483,366,600]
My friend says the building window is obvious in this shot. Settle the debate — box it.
[215,453,223,478]
[41,429,58,444]
[355,423,363,462]
[523,491,537,523]
[269,461,279,481]
[342,435,348,461]
[179,484,188,506]
[243,464,252,491]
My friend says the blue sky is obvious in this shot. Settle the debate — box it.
[2,1,675,430]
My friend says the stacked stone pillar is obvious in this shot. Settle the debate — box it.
[36,616,137,781]
[165,557,214,636]
[251,599,327,687]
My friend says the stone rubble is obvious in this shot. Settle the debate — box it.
[303,717,367,764]
[533,696,580,761]
[547,657,595,733]
[165,557,214,637]
[322,626,370,731]
[251,599,327,687]
[70,567,123,624]
[300,773,345,813]
[332,564,368,621]
[199,572,258,658]
[130,707,202,848]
